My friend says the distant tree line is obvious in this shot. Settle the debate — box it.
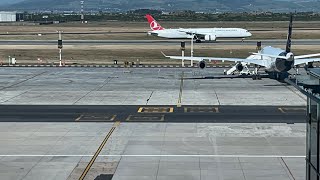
[21,10,320,23]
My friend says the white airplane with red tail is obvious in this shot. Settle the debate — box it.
[146,14,252,43]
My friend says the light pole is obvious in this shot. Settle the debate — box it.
[191,35,194,66]
[57,31,63,66]
[181,41,185,67]
[80,1,85,23]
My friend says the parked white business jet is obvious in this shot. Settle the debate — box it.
[163,15,320,80]
[146,14,252,43]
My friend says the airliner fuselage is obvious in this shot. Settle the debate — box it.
[150,28,252,40]
[146,14,252,42]
[258,46,294,73]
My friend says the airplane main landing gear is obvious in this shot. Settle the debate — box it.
[195,39,202,43]
[252,66,262,80]
[252,74,262,80]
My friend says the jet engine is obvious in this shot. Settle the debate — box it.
[199,61,206,69]
[236,63,244,71]
[204,34,216,41]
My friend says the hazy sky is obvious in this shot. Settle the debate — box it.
[0,0,24,5]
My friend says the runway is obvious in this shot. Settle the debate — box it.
[0,39,319,45]
[0,28,319,36]
[0,105,305,123]
[0,32,144,36]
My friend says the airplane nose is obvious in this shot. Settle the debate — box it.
[248,32,252,37]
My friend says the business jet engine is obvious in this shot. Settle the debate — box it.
[199,61,206,69]
[204,34,216,41]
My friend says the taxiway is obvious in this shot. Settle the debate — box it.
[0,39,319,46]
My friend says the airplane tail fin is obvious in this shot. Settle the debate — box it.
[285,15,293,53]
[146,14,164,31]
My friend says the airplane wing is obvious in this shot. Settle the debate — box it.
[295,58,320,66]
[178,28,211,37]
[178,28,197,35]
[162,52,267,67]
[251,53,288,59]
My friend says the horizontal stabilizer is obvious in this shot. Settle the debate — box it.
[295,58,320,66]
[295,53,320,59]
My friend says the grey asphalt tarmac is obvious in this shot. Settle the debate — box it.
[0,105,305,123]
[0,66,308,180]
[0,39,319,45]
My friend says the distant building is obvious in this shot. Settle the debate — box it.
[0,12,25,22]
[0,11,17,22]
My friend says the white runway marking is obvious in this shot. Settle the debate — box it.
[0,155,306,158]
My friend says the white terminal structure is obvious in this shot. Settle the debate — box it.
[0,11,17,22]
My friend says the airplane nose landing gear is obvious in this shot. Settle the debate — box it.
[195,39,202,43]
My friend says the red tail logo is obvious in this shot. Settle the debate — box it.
[146,14,164,31]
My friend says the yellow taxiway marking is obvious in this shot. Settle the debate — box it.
[137,107,174,113]
[126,115,165,122]
[75,114,117,122]
[79,121,120,180]
[279,108,286,114]
[177,72,184,107]
[75,115,84,122]
[279,107,305,114]
[138,107,143,113]
[184,107,219,113]
[283,107,305,111]
[109,115,117,121]
[113,121,121,127]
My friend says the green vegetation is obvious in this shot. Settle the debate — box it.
[22,11,320,23]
